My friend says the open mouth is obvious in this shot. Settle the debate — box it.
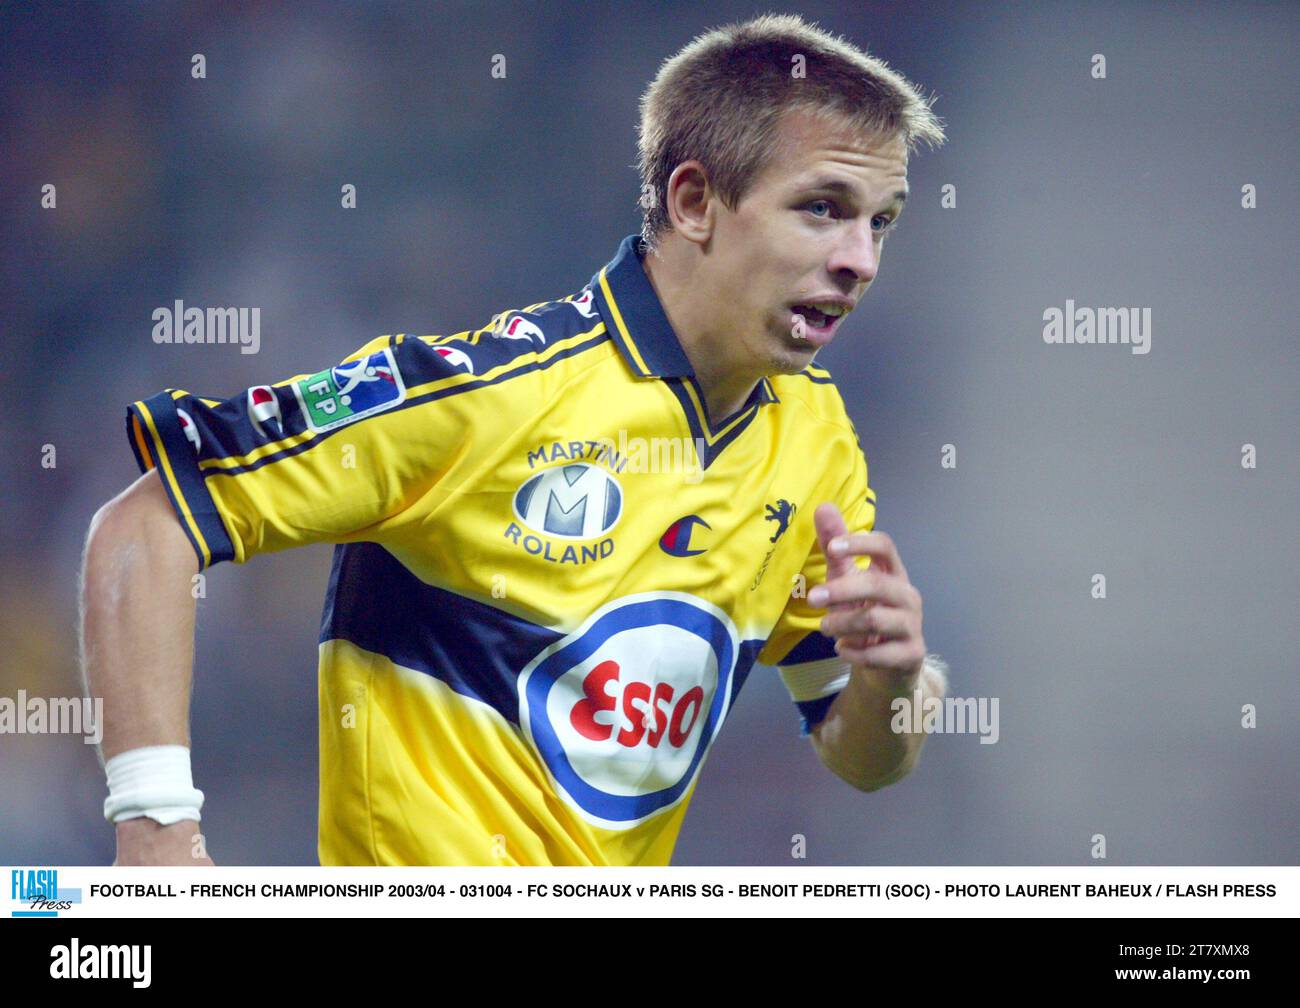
[789,302,848,347]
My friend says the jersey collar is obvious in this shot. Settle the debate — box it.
[588,233,778,406]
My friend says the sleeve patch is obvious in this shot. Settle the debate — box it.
[290,347,406,433]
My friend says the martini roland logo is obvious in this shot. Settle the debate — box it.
[526,430,707,485]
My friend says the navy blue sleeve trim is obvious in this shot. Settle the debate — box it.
[127,391,238,570]
[778,630,839,667]
[798,693,840,736]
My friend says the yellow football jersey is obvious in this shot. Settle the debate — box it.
[125,234,877,866]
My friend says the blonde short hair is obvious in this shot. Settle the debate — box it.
[636,13,946,251]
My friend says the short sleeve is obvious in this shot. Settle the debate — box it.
[124,334,483,570]
[758,424,877,735]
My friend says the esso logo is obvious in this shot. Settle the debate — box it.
[569,661,705,750]
[518,592,738,830]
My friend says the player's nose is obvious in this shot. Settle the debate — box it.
[827,218,880,285]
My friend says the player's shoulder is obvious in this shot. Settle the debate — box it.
[768,362,858,436]
[395,290,608,384]
[373,285,613,389]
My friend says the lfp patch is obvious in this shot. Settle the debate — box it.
[292,347,406,433]
[517,591,738,831]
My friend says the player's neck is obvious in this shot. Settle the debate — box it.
[641,242,760,425]
[698,371,759,427]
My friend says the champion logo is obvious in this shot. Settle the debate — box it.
[569,287,597,318]
[492,314,546,344]
[246,385,284,439]
[434,345,474,373]
[176,408,200,454]
[660,515,711,557]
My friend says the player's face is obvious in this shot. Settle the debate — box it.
[711,110,909,372]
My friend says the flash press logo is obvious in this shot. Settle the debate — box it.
[11,868,81,917]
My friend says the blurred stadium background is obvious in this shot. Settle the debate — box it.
[0,0,1295,865]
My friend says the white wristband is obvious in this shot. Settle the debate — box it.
[103,745,205,826]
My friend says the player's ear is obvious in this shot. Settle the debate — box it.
[665,161,714,245]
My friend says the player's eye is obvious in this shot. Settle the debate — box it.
[806,199,837,219]
[872,213,900,235]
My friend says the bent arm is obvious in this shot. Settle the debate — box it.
[810,655,948,792]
